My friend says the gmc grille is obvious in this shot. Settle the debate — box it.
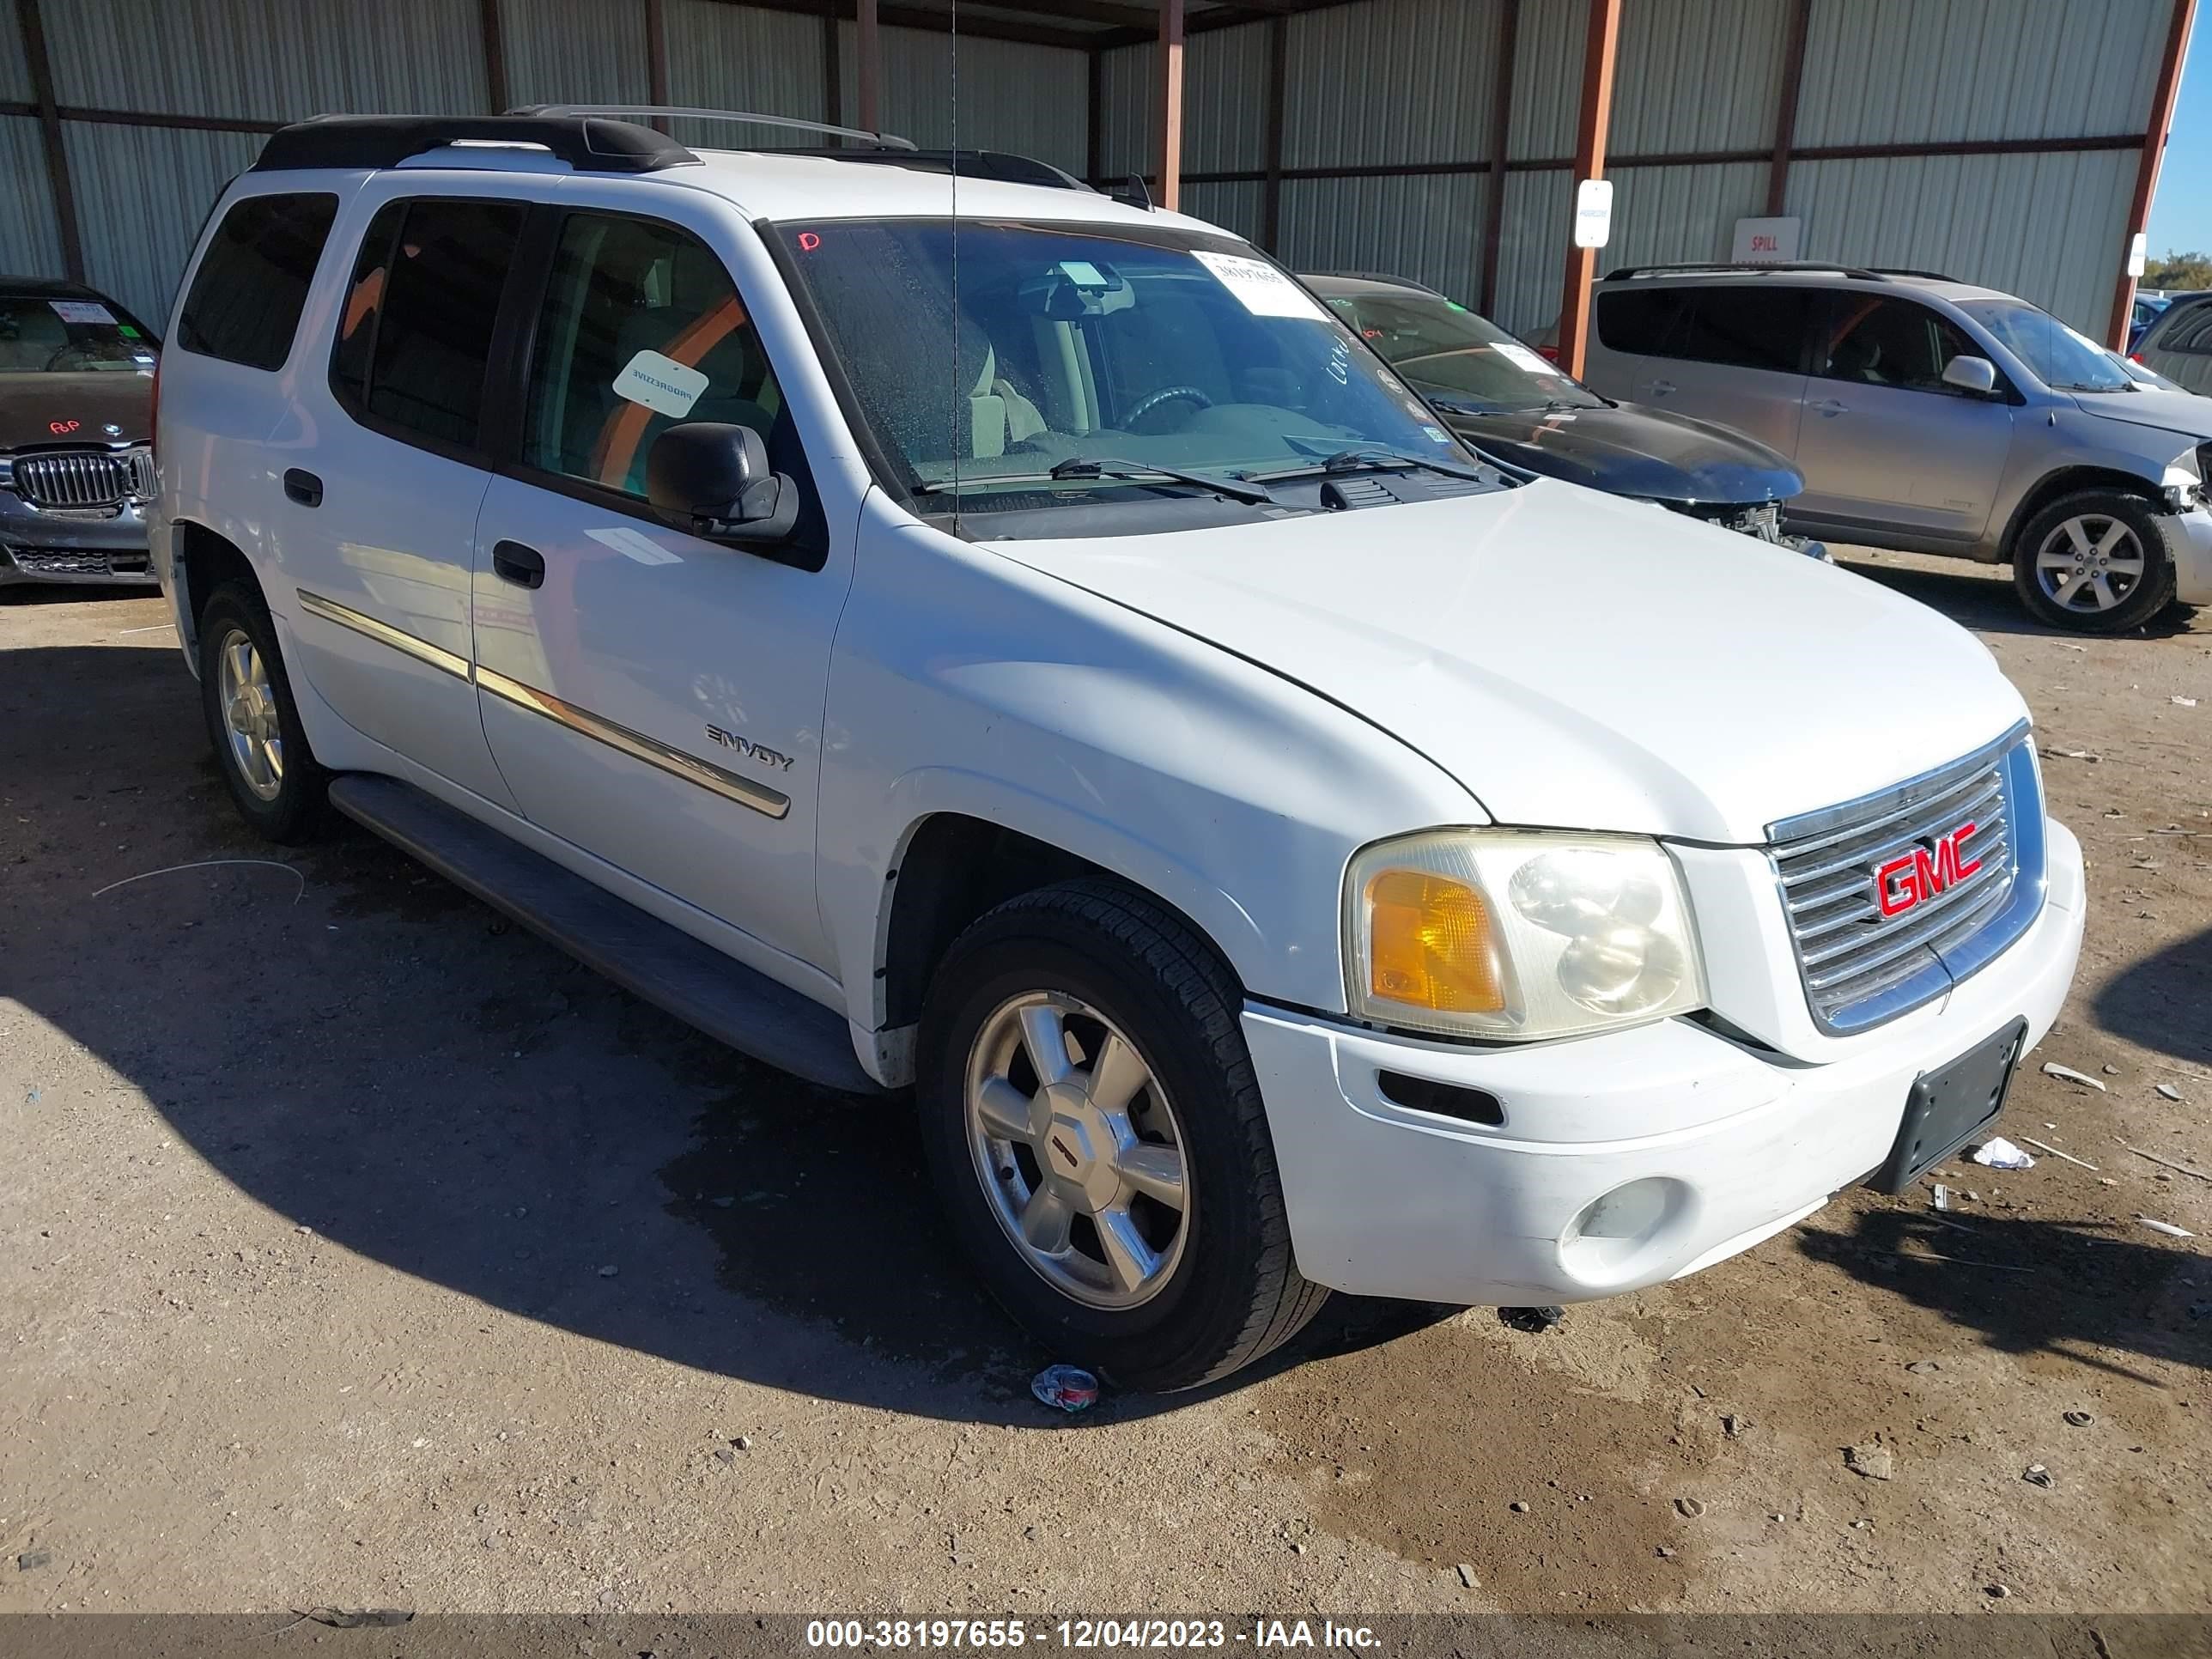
[1768,725,2044,1033]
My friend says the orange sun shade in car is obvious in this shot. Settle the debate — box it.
[591,294,749,489]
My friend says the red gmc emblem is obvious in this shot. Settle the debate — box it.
[1875,823,1982,918]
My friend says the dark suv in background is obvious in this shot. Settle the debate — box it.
[0,277,161,588]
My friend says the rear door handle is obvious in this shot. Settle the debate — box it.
[492,539,545,590]
[1809,398,1849,416]
[283,468,323,507]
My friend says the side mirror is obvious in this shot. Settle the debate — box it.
[646,422,797,544]
[1941,354,1998,395]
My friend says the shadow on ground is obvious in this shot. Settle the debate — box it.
[2095,927,2212,1068]
[1,638,1438,1428]
[1831,551,2199,641]
[1797,1208,2212,1381]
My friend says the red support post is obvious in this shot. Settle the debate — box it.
[1157,0,1185,210]
[1553,0,1621,380]
[857,0,882,134]
[2111,0,2197,348]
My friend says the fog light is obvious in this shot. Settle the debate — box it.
[1559,1176,1694,1285]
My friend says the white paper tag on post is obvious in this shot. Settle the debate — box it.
[613,349,708,418]
[50,300,117,325]
[1192,251,1328,321]
[1490,340,1556,376]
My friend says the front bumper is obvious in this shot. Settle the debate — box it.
[0,492,155,586]
[1245,817,2085,1307]
[2171,506,2212,605]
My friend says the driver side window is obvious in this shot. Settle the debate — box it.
[1816,296,1975,393]
[520,212,787,499]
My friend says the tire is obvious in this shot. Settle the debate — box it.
[916,879,1327,1391]
[197,580,328,843]
[2010,489,2179,633]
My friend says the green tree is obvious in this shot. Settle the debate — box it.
[2143,251,2212,289]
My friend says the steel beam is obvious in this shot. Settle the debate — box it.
[1553,0,1621,379]
[2111,0,2198,347]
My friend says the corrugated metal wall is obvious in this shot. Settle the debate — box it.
[1795,0,2165,147]
[63,123,263,325]
[1280,0,1498,169]
[1,118,64,277]
[837,23,1085,173]
[500,0,652,108]
[1784,147,2138,331]
[46,0,483,119]
[0,0,2181,346]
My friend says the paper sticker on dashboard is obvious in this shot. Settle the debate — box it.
[1191,252,1328,321]
[50,300,117,325]
[1490,340,1556,376]
[613,349,708,418]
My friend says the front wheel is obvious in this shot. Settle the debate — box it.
[916,880,1326,1391]
[2011,489,2179,633]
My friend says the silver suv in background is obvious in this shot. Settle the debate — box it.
[2132,293,2212,398]
[1581,264,2212,633]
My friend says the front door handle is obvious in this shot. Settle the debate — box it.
[283,468,323,507]
[1644,378,1676,398]
[1809,398,1849,416]
[492,539,545,590]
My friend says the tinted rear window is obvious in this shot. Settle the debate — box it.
[177,192,339,371]
[1595,288,1683,356]
[331,197,526,452]
[1665,286,1813,372]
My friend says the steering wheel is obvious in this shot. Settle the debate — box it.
[1125,385,1212,429]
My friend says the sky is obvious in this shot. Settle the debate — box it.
[2148,25,2212,255]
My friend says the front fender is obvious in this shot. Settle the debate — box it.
[815,504,1483,1032]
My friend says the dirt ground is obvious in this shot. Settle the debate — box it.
[1,549,2208,1619]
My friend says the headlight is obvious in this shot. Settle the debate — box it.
[1343,830,1706,1041]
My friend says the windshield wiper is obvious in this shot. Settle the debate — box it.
[915,456,1273,506]
[1241,447,1491,485]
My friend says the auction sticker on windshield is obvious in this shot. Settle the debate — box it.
[1191,252,1328,322]
[1491,340,1555,376]
[49,300,117,325]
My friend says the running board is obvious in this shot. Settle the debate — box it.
[326,775,880,1095]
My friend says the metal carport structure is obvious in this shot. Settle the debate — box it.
[1,0,2195,363]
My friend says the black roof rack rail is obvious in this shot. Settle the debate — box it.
[782,147,1095,191]
[1304,269,1449,298]
[1865,265,1959,282]
[1602,261,1887,282]
[514,103,916,152]
[252,113,696,174]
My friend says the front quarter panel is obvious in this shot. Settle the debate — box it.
[817,495,1486,1027]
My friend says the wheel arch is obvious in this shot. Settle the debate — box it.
[170,519,263,662]
[876,808,1257,1048]
[1996,466,2165,563]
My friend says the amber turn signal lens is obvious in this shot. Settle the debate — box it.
[1365,869,1505,1014]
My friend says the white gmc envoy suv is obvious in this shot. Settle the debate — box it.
[152,111,2086,1390]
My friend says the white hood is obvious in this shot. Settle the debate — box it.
[988,479,2030,844]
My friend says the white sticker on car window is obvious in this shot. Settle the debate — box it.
[612,349,708,418]
[1191,252,1328,321]
[1490,340,1556,376]
[1059,259,1110,286]
[50,300,117,325]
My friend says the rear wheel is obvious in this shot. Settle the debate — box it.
[197,581,327,842]
[2011,489,2179,633]
[917,880,1326,1391]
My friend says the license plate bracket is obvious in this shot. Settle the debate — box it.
[1868,1017,2029,1195]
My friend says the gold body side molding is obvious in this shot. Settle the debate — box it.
[475,665,791,820]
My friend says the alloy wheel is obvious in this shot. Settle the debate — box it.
[2033,514,2146,614]
[963,990,1191,1310]
[216,626,285,801]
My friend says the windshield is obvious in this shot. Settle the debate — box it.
[1956,299,2129,392]
[776,219,1469,511]
[0,294,155,374]
[1321,289,1601,411]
